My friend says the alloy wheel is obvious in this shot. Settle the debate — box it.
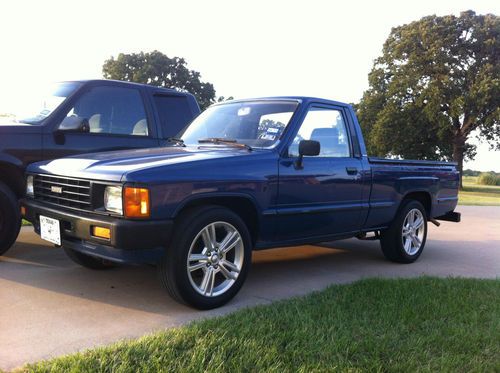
[401,208,425,255]
[186,221,244,297]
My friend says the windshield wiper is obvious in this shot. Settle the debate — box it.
[198,138,252,151]
[166,137,185,146]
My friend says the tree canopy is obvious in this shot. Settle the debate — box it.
[103,51,217,110]
[356,10,499,186]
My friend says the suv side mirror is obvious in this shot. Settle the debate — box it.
[57,116,90,133]
[296,140,320,169]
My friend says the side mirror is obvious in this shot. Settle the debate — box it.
[57,116,90,133]
[299,140,320,156]
[296,140,320,169]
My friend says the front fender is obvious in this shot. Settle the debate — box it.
[171,192,261,218]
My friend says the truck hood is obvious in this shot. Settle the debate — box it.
[0,122,42,134]
[30,146,256,182]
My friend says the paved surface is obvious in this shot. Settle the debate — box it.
[1,206,499,371]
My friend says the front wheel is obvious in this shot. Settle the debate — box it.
[380,200,428,263]
[159,206,252,310]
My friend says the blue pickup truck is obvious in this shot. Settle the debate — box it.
[22,97,460,309]
[0,79,199,255]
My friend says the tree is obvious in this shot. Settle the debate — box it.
[356,11,499,188]
[103,51,217,110]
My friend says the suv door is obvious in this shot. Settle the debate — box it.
[42,85,160,159]
[276,105,364,241]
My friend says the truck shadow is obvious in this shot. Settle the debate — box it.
[1,229,497,316]
[0,230,383,314]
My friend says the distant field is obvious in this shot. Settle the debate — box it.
[459,176,500,206]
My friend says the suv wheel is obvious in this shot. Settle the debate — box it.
[0,182,21,256]
[159,206,252,309]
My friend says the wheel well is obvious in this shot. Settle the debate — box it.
[402,191,431,218]
[0,164,24,198]
[175,197,260,244]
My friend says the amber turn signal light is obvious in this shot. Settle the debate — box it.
[124,187,150,218]
[92,226,111,240]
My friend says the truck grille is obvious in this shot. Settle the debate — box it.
[34,174,92,210]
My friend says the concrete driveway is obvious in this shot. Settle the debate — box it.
[1,206,499,370]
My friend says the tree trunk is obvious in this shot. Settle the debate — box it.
[452,135,465,189]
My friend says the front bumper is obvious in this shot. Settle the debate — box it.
[21,199,172,264]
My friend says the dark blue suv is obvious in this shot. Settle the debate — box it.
[0,79,199,256]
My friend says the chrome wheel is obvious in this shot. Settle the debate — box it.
[401,208,425,255]
[186,221,244,297]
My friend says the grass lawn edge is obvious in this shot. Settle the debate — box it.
[18,276,500,373]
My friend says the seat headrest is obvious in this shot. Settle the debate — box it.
[311,127,340,139]
[132,119,148,136]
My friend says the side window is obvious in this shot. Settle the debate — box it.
[63,86,149,136]
[154,95,194,138]
[289,107,350,157]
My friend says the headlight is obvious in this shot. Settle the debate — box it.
[104,186,123,215]
[26,175,34,196]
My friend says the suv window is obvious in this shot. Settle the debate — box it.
[63,86,149,136]
[289,107,351,157]
[154,95,194,137]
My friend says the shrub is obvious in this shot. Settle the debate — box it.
[477,172,500,186]
[463,169,481,176]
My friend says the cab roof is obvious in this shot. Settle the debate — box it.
[64,79,192,97]
[216,96,352,109]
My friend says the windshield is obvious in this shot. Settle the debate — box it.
[181,100,299,148]
[14,82,81,124]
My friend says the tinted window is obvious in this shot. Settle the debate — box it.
[63,86,149,136]
[289,107,351,157]
[154,95,194,138]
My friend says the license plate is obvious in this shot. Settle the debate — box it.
[40,215,61,245]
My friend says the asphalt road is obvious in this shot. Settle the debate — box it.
[1,206,499,371]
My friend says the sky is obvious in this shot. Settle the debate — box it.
[0,0,498,171]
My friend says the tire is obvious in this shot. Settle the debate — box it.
[159,205,252,310]
[63,247,116,270]
[0,182,21,256]
[380,200,428,263]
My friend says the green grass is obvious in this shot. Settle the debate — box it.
[21,277,500,373]
[459,176,500,206]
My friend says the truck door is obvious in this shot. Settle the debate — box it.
[42,85,160,160]
[276,105,364,241]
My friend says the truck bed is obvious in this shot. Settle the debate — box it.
[363,157,459,230]
[368,157,457,168]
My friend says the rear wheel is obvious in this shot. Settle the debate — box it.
[380,200,427,263]
[63,247,116,270]
[0,182,21,256]
[159,206,252,309]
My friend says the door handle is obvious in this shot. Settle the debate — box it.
[346,167,358,175]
